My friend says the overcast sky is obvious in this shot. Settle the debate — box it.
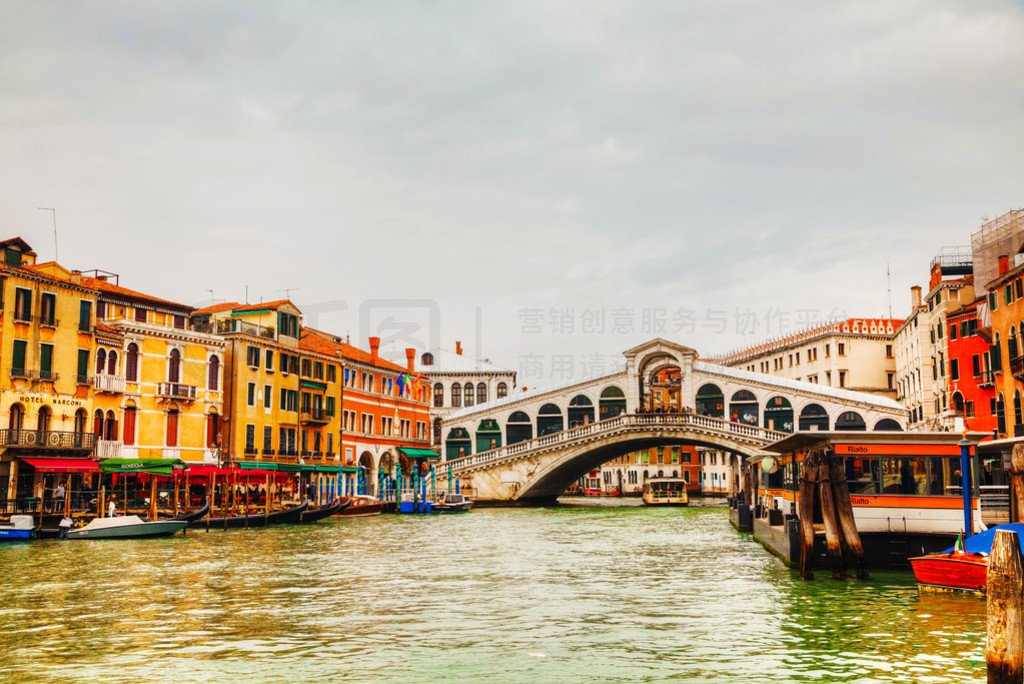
[2,1,1022,387]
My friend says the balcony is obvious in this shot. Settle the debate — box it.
[94,374,126,394]
[1012,356,1024,381]
[96,439,123,459]
[8,369,57,383]
[156,382,198,401]
[300,408,329,425]
[38,370,58,383]
[978,370,996,389]
[0,430,95,451]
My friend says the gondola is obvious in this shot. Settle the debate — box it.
[186,501,308,529]
[295,498,350,523]
[159,500,210,523]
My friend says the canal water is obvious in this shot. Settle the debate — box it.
[0,501,987,682]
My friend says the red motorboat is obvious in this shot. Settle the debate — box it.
[909,524,1024,593]
[337,495,383,517]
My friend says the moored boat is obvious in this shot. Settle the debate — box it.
[337,495,383,517]
[642,477,689,506]
[0,515,37,541]
[909,523,1024,592]
[296,498,349,523]
[64,515,187,540]
[186,501,309,529]
[434,493,473,513]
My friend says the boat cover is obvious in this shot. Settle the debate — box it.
[941,524,1024,555]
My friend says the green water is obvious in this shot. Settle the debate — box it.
[0,502,987,682]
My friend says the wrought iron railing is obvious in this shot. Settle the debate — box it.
[0,430,96,449]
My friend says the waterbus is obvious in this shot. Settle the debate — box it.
[642,477,689,506]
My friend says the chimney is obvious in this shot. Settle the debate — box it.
[999,254,1010,276]
[405,348,416,373]
[911,285,922,309]
[70,270,82,284]
[369,336,380,364]
[455,341,463,355]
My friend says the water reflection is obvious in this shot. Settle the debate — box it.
[0,505,987,682]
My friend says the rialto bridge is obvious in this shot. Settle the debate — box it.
[437,339,906,503]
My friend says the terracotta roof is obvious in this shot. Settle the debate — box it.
[193,302,241,316]
[0,237,37,256]
[300,328,417,375]
[298,331,343,357]
[80,276,191,312]
[232,299,294,314]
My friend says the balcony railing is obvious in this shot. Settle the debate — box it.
[1012,356,1024,381]
[94,374,126,393]
[156,382,198,400]
[38,370,58,383]
[96,439,123,459]
[978,370,996,389]
[10,367,31,379]
[300,408,329,425]
[0,430,96,450]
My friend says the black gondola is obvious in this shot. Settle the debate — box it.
[160,500,210,522]
[295,498,350,523]
[187,501,308,529]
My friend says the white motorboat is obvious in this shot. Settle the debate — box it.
[63,515,187,540]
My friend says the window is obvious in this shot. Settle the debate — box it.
[166,409,179,447]
[433,383,444,407]
[77,349,89,384]
[301,359,312,377]
[40,293,56,326]
[825,344,831,358]
[14,288,31,322]
[39,344,54,380]
[990,291,999,311]
[280,389,298,412]
[168,349,181,383]
[277,312,299,338]
[107,350,118,375]
[314,362,323,380]
[950,359,959,381]
[949,325,957,341]
[265,349,274,372]
[838,343,845,356]
[497,382,508,399]
[838,370,846,388]
[264,385,272,409]
[123,407,136,446]
[326,396,336,416]
[247,382,256,406]
[451,383,462,408]
[247,346,260,368]
[972,354,981,377]
[208,355,220,390]
[11,339,27,376]
[263,426,273,453]
[886,344,894,357]
[245,425,256,454]
[1007,285,1015,305]
[126,343,139,382]
[477,383,487,405]
[96,348,108,375]
[327,365,335,383]
[134,307,147,323]
[464,384,475,407]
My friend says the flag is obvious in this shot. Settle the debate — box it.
[396,373,405,396]
[953,532,965,555]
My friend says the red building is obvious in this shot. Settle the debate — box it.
[947,300,997,434]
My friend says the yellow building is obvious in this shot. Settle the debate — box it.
[0,238,99,507]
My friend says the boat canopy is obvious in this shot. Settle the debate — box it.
[99,458,188,476]
[941,524,1024,555]
[398,447,440,459]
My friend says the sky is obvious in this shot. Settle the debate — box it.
[1,1,1022,388]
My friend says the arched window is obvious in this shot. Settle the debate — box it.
[107,350,118,376]
[497,382,508,399]
[1011,326,1020,361]
[506,411,533,445]
[74,408,88,434]
[420,352,434,366]
[93,409,104,437]
[125,343,139,382]
[695,383,724,418]
[206,411,220,448]
[477,383,487,405]
[835,411,866,431]
[433,383,444,408]
[9,404,24,432]
[1015,390,1022,429]
[537,403,563,436]
[104,410,117,441]
[36,406,51,433]
[208,355,220,390]
[464,384,475,407]
[168,349,181,383]
[451,383,462,408]
[95,348,107,375]
[997,393,1007,435]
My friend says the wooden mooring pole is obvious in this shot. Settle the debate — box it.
[817,455,847,580]
[987,528,1024,683]
[1011,445,1024,525]
[798,451,820,580]
[829,453,868,580]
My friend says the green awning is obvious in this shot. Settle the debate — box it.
[299,464,316,472]
[314,465,339,473]
[238,461,278,471]
[99,458,188,476]
[338,466,359,473]
[398,447,440,459]
[277,463,300,473]
[301,381,327,391]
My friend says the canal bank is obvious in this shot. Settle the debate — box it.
[0,503,987,682]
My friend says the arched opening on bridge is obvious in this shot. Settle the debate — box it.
[358,451,375,495]
[696,383,724,418]
[835,411,866,431]
[506,411,533,445]
[476,419,502,453]
[874,418,902,431]
[798,403,829,431]
[764,396,794,433]
[537,404,564,436]
[729,390,759,426]
[446,428,472,460]
[647,366,681,412]
[568,395,595,428]
[598,386,626,420]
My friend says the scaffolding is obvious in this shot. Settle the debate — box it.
[971,209,1024,293]
[929,245,973,276]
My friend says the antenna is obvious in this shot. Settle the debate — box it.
[886,262,893,319]
[38,208,57,262]
[277,287,298,299]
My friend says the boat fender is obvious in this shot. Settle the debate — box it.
[58,517,73,539]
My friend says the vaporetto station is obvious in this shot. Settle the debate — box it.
[437,339,907,503]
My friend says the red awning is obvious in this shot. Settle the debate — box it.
[20,457,101,474]
[182,466,232,477]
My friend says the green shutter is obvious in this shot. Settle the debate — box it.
[79,300,92,331]
[40,344,53,374]
[12,340,26,372]
[78,349,88,379]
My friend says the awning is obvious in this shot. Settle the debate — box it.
[338,466,359,473]
[314,465,339,473]
[277,463,301,473]
[20,457,100,474]
[301,381,327,391]
[238,461,277,471]
[99,458,188,476]
[398,447,440,459]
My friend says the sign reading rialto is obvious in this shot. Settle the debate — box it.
[17,394,85,407]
